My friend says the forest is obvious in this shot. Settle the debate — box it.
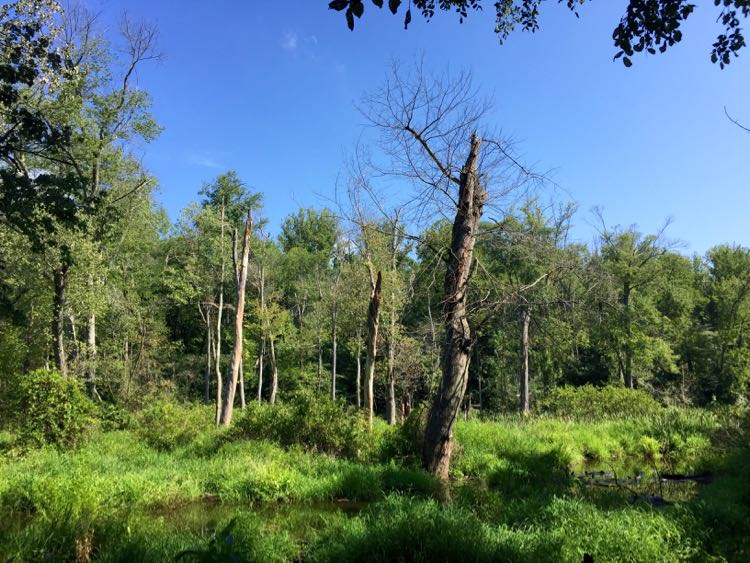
[1,1,749,561]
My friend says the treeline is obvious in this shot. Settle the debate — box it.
[3,165,750,414]
[2,2,749,464]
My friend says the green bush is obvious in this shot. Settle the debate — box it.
[231,392,369,459]
[134,399,211,451]
[12,369,96,449]
[538,385,660,420]
[375,403,427,462]
[96,402,133,431]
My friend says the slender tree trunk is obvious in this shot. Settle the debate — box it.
[386,323,397,425]
[52,264,69,377]
[355,327,362,409]
[239,358,246,409]
[258,337,265,402]
[269,338,279,405]
[387,377,396,425]
[214,204,226,426]
[423,134,484,480]
[86,312,99,399]
[221,209,252,426]
[364,270,382,430]
[316,269,323,394]
[519,305,531,415]
[232,227,246,411]
[316,330,323,394]
[205,307,212,403]
[331,307,338,400]
[623,280,634,389]
[258,264,267,402]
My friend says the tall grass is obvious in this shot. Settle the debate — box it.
[0,399,747,562]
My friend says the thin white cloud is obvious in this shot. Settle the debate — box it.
[186,153,223,169]
[281,32,298,50]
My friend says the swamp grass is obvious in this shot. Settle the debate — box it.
[0,406,748,562]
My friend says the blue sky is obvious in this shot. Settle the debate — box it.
[96,0,748,255]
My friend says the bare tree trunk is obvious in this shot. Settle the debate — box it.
[258,337,265,402]
[52,264,69,377]
[364,269,382,430]
[519,305,531,415]
[215,203,226,426]
[386,327,397,425]
[232,227,246,411]
[205,307,212,403]
[86,312,99,399]
[623,280,634,389]
[316,268,323,394]
[258,263,266,402]
[221,209,252,426]
[355,327,362,408]
[269,337,279,404]
[331,307,338,400]
[423,134,484,480]
[387,377,397,425]
[239,358,246,409]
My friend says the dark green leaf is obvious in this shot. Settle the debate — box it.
[351,0,364,18]
[329,0,349,11]
[346,8,355,30]
[372,0,383,7]
[623,56,632,67]
[389,0,401,15]
[404,8,412,29]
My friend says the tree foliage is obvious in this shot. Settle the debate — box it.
[328,0,749,67]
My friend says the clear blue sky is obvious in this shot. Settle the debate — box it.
[96,0,748,255]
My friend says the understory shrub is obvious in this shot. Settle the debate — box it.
[538,385,661,419]
[134,399,211,451]
[12,369,96,448]
[231,392,369,458]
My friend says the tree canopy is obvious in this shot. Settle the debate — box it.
[328,0,749,67]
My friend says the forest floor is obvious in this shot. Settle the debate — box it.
[1,407,748,562]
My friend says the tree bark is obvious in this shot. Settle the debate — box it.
[205,307,212,403]
[331,306,338,400]
[52,264,69,377]
[86,312,99,399]
[269,337,279,405]
[239,358,246,409]
[214,203,226,426]
[221,209,252,426]
[386,324,397,425]
[519,305,531,415]
[355,326,362,408]
[623,280,634,389]
[258,337,265,402]
[258,263,266,402]
[422,134,484,480]
[387,376,397,425]
[232,228,246,411]
[364,269,382,430]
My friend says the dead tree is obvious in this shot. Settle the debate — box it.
[220,209,252,426]
[214,203,226,426]
[364,267,382,430]
[360,61,533,478]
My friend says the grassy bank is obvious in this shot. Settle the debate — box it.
[1,405,748,561]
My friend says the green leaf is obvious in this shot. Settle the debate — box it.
[623,56,632,67]
[346,8,355,30]
[372,0,384,7]
[389,0,401,15]
[404,8,412,29]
